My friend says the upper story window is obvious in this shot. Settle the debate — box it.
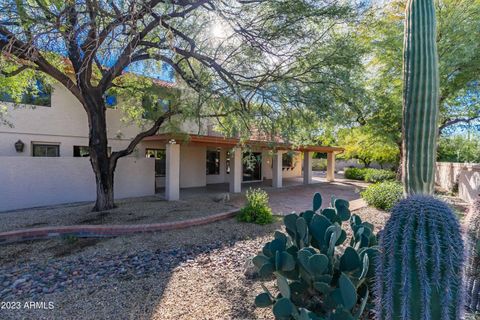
[142,97,170,120]
[32,143,60,157]
[105,94,117,108]
[146,149,166,176]
[0,79,51,107]
[206,150,221,175]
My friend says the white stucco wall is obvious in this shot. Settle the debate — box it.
[0,84,142,157]
[435,162,480,203]
[0,157,155,212]
[180,145,207,188]
[458,166,480,203]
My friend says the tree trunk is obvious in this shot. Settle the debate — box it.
[85,91,116,211]
[362,159,371,168]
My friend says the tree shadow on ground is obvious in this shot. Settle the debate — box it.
[0,217,281,320]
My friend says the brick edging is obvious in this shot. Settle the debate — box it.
[0,199,367,245]
[0,209,240,244]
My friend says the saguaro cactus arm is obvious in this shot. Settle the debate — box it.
[402,0,440,195]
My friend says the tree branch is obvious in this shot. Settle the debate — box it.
[110,110,178,163]
[0,27,83,102]
[439,115,480,134]
[0,65,35,77]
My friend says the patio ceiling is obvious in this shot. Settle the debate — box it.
[143,133,344,154]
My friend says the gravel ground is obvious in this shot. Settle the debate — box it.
[0,217,282,320]
[1,200,475,320]
[0,203,389,320]
[0,194,239,232]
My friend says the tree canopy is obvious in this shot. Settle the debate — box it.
[337,127,399,168]
[0,0,365,210]
[357,0,480,136]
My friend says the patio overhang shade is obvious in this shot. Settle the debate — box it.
[143,133,344,154]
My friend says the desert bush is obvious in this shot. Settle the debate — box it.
[252,192,379,319]
[361,181,403,211]
[344,167,367,180]
[237,188,273,224]
[312,158,327,171]
[363,169,396,183]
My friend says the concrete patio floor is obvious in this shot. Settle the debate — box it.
[161,173,369,215]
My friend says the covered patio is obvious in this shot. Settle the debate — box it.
[143,133,344,201]
[171,173,368,214]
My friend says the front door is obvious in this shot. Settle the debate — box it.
[243,152,262,181]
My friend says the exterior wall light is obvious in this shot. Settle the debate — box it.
[168,139,177,144]
[14,140,25,153]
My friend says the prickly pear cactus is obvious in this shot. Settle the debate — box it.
[465,197,480,313]
[402,0,440,195]
[375,195,464,319]
[252,192,379,319]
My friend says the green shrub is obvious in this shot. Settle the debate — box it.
[361,181,403,211]
[344,167,367,180]
[252,192,379,319]
[345,167,397,183]
[363,169,396,183]
[312,158,327,171]
[237,188,273,224]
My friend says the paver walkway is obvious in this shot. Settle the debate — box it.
[181,173,369,215]
[0,173,368,243]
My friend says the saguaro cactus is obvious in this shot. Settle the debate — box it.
[402,0,440,195]
[376,1,465,319]
[375,196,464,319]
[465,197,480,312]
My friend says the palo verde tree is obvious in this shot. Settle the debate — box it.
[343,0,480,160]
[0,0,355,211]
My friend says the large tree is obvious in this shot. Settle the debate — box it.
[0,0,357,210]
[339,0,480,147]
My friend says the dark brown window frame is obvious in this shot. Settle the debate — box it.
[32,143,60,157]
[146,148,166,177]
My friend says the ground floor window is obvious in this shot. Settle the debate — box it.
[73,146,90,157]
[243,152,262,181]
[226,151,230,174]
[73,146,111,157]
[206,149,221,175]
[32,143,60,157]
[282,152,294,167]
[146,149,166,176]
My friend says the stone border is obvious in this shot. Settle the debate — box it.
[0,209,240,244]
[0,199,368,245]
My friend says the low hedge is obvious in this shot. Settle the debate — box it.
[364,169,396,183]
[344,167,367,180]
[344,167,396,183]
[361,181,403,211]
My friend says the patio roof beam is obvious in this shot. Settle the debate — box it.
[143,133,344,154]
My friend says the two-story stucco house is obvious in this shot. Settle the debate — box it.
[0,82,342,212]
